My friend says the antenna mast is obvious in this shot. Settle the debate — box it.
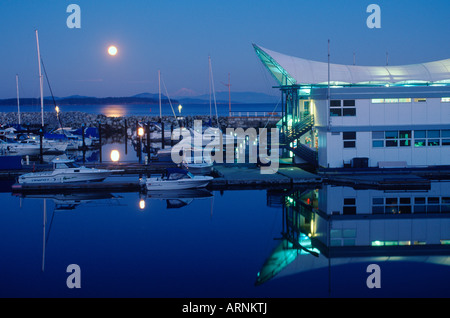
[16,74,21,125]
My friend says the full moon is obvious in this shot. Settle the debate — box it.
[108,45,118,56]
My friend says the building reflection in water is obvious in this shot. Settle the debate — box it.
[257,181,450,286]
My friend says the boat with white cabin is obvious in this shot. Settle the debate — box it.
[146,168,213,190]
[18,158,117,184]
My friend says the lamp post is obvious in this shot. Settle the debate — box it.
[138,126,144,164]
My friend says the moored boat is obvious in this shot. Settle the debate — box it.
[18,158,116,184]
[146,168,213,191]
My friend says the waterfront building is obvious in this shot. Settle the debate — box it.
[256,183,450,286]
[253,44,450,169]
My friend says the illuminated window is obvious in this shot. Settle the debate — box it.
[441,97,450,102]
[414,98,426,102]
[371,99,384,103]
[399,98,411,103]
[385,98,398,103]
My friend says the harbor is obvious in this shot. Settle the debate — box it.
[1,0,449,304]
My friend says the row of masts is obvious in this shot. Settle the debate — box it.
[155,56,228,123]
[14,30,44,127]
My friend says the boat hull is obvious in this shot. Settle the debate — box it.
[18,171,112,184]
[146,176,213,191]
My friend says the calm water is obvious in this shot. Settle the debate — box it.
[1,104,449,299]
[0,103,279,118]
[1,179,449,298]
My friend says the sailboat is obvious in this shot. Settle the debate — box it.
[149,70,174,141]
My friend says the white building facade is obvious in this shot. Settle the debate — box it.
[253,44,450,169]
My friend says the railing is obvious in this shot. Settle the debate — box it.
[285,144,318,167]
[229,111,281,118]
[280,114,314,145]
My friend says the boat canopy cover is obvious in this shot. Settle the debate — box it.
[44,133,68,140]
[73,127,99,138]
[253,44,450,86]
[165,168,189,180]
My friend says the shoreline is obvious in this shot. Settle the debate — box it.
[0,110,280,136]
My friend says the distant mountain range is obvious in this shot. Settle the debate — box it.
[177,91,279,104]
[0,91,279,106]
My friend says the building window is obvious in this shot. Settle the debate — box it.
[372,131,384,148]
[414,98,426,102]
[371,98,412,103]
[413,130,447,147]
[441,97,450,102]
[442,130,450,146]
[343,198,356,215]
[385,131,398,147]
[343,100,355,107]
[330,100,356,117]
[372,197,384,214]
[373,129,447,148]
[399,130,412,147]
[330,100,341,107]
[343,131,356,148]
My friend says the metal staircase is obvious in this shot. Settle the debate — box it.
[280,114,314,145]
[285,144,318,167]
[279,114,318,167]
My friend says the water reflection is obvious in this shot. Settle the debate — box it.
[257,181,450,286]
[145,188,213,209]
[13,192,120,210]
[100,104,127,117]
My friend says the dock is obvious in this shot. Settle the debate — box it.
[6,160,442,194]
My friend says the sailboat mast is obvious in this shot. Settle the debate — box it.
[208,56,212,121]
[16,74,21,125]
[158,70,162,119]
[36,30,44,127]
[228,73,231,117]
[208,56,218,123]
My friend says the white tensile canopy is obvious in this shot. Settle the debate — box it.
[253,44,450,86]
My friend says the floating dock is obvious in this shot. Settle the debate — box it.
[7,161,441,194]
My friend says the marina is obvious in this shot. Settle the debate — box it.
[0,0,449,305]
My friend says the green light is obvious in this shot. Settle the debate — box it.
[371,240,384,246]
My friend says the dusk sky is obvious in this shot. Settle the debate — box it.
[0,0,449,99]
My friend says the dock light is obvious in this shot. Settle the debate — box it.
[138,127,145,137]
[139,199,146,210]
[178,104,182,114]
[110,149,120,162]
[55,106,60,113]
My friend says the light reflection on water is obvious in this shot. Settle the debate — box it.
[0,180,449,298]
[99,104,127,117]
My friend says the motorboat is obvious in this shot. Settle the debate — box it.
[0,138,50,156]
[18,158,116,184]
[146,168,213,190]
[18,138,68,154]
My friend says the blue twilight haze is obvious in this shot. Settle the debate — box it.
[0,0,449,99]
